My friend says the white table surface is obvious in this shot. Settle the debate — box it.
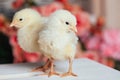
[0,58,120,80]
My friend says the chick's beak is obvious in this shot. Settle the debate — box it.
[10,21,16,27]
[10,21,18,31]
[10,23,14,27]
[70,26,77,32]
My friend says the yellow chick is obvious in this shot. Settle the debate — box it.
[10,8,44,53]
[10,8,51,72]
[38,9,78,77]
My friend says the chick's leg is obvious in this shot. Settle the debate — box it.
[32,59,51,72]
[48,59,60,77]
[61,58,77,77]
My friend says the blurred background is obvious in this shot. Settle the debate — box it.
[0,0,120,71]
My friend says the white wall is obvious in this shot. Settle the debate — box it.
[105,0,120,28]
[92,0,120,28]
[92,0,101,16]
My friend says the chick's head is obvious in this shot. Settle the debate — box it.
[10,8,41,29]
[50,10,77,32]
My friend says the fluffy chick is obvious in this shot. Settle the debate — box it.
[10,8,45,53]
[10,8,51,71]
[38,9,78,77]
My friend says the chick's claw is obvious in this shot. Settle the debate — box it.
[32,66,49,72]
[48,71,60,77]
[32,60,51,72]
[61,72,77,77]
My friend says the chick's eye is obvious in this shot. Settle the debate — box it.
[65,22,69,25]
[19,18,23,21]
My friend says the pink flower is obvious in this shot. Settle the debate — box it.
[0,14,6,28]
[86,35,101,50]
[56,0,68,3]
[75,11,91,36]
[13,45,24,63]
[24,52,40,63]
[83,51,99,61]
[100,29,120,60]
[9,34,18,46]
[102,29,120,45]
[12,0,25,9]
[33,2,63,16]
[10,35,24,63]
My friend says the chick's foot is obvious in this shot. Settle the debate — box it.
[32,59,51,72]
[61,72,77,77]
[61,58,77,77]
[48,71,60,77]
